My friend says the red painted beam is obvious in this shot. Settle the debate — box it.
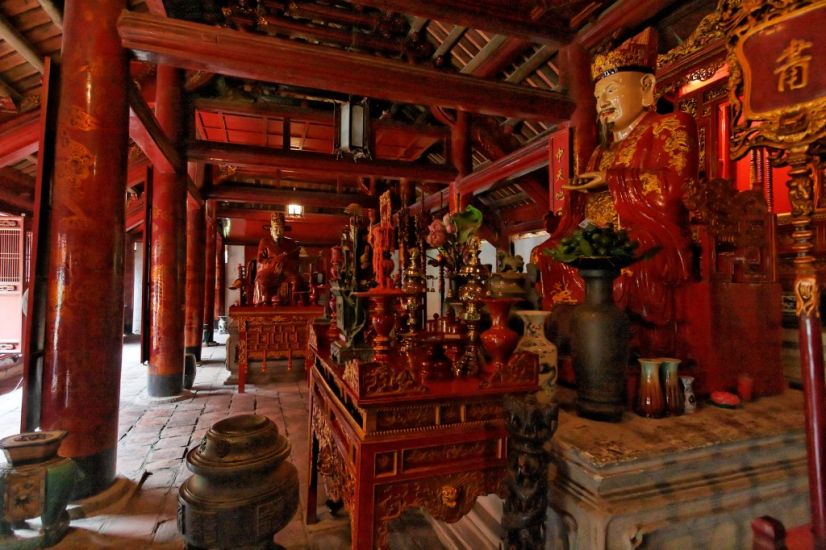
[0,187,32,212]
[469,37,532,80]
[206,184,378,209]
[417,137,549,212]
[346,0,572,47]
[0,110,39,167]
[188,141,457,182]
[127,80,182,174]
[576,0,679,50]
[118,11,575,121]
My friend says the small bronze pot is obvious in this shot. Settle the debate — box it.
[178,415,298,549]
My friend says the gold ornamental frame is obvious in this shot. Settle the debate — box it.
[723,0,826,166]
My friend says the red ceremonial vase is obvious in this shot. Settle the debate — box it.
[354,288,406,362]
[479,297,520,377]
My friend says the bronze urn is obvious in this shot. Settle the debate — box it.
[177,414,298,549]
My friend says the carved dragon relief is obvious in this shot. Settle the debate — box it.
[480,352,539,389]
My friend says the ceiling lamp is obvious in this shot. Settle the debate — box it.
[335,99,371,161]
[286,203,304,218]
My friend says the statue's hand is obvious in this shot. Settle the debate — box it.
[561,171,607,192]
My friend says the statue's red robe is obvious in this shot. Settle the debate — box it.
[534,110,698,356]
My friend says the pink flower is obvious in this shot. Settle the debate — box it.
[426,219,448,248]
[442,214,456,234]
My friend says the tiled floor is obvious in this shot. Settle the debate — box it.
[0,336,445,549]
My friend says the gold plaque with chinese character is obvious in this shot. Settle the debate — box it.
[724,0,826,157]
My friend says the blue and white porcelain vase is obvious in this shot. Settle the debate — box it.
[515,310,557,403]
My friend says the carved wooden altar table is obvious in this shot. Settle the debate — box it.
[229,305,323,393]
[305,342,538,549]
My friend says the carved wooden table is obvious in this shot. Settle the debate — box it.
[305,343,538,550]
[229,305,323,393]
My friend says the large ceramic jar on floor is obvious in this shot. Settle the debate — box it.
[570,267,630,422]
[178,414,298,550]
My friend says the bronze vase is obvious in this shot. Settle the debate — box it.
[570,267,629,422]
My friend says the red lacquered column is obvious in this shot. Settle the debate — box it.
[203,202,217,344]
[41,0,129,497]
[215,234,225,320]
[147,65,186,397]
[184,196,205,361]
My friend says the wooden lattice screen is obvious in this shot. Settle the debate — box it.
[0,216,24,353]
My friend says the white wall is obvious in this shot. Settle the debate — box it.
[225,244,246,309]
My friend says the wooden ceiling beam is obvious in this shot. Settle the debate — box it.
[0,110,38,168]
[188,141,457,182]
[416,136,548,213]
[347,0,572,47]
[0,13,45,73]
[127,81,182,175]
[432,25,466,59]
[0,166,34,191]
[0,186,32,213]
[207,184,379,209]
[118,11,575,122]
[464,36,532,79]
[36,0,63,31]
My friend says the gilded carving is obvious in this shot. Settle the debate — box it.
[640,172,661,198]
[657,10,726,69]
[795,275,819,317]
[722,0,826,157]
[402,440,498,470]
[360,361,425,397]
[584,190,619,227]
[68,106,99,131]
[343,359,359,391]
[375,406,434,431]
[57,133,95,187]
[374,470,503,549]
[653,117,691,172]
[312,402,355,507]
[679,98,697,116]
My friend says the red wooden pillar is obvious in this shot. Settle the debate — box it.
[147,65,186,397]
[560,42,596,172]
[215,233,225,320]
[41,0,129,497]
[203,202,217,344]
[184,196,205,361]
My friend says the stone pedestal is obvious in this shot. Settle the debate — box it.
[548,387,808,550]
[430,388,809,550]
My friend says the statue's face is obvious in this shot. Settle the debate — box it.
[594,72,652,133]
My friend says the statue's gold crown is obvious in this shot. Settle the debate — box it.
[591,28,658,81]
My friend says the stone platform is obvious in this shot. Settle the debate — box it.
[432,386,809,549]
[548,386,809,550]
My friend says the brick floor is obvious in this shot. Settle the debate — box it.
[0,335,445,549]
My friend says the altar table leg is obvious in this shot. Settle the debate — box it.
[238,356,247,394]
[306,387,319,524]
[351,456,377,550]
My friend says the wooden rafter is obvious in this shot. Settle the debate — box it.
[118,11,575,122]
[0,12,45,73]
[36,0,63,31]
[345,0,572,46]
[0,110,38,168]
[127,81,182,174]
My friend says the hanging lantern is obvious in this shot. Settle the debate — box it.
[335,98,371,160]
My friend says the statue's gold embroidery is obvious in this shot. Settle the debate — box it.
[585,190,619,227]
[640,172,661,197]
[654,117,690,172]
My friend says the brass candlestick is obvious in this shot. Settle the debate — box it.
[457,237,488,376]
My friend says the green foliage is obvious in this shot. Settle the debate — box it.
[545,223,659,269]
[452,205,483,244]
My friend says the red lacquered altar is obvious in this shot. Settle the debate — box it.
[305,327,537,550]
[230,305,323,393]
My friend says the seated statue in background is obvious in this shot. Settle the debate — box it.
[254,212,301,306]
[535,28,698,358]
